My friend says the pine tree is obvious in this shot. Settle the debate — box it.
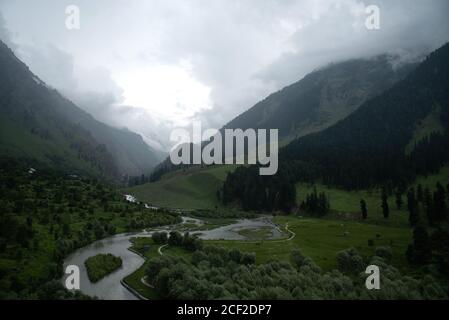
[407,190,418,226]
[381,189,390,219]
[417,184,424,203]
[407,223,432,265]
[424,188,434,226]
[395,191,403,210]
[434,182,447,222]
[360,199,367,220]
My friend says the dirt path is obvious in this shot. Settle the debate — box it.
[158,244,168,255]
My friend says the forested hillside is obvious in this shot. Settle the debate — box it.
[223,43,449,211]
[224,56,415,142]
[0,40,163,181]
[0,157,180,299]
[281,43,449,190]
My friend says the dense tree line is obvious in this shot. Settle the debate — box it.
[299,187,330,216]
[127,174,152,187]
[145,245,447,299]
[405,182,449,269]
[152,231,203,252]
[221,165,296,213]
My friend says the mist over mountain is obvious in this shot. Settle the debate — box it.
[149,54,418,181]
[1,1,449,303]
[223,42,449,211]
[276,42,449,189]
[0,40,164,180]
[224,55,417,144]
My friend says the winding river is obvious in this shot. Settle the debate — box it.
[62,196,283,300]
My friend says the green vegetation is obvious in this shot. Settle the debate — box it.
[415,165,449,190]
[85,254,123,283]
[209,216,411,271]
[122,214,414,299]
[2,42,449,300]
[0,158,180,299]
[296,183,409,226]
[224,55,414,142]
[297,164,449,226]
[122,236,194,298]
[144,245,446,300]
[0,40,162,181]
[126,165,239,209]
[406,104,445,154]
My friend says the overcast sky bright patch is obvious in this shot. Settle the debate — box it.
[0,0,448,150]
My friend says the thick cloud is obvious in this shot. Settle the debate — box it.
[1,0,448,149]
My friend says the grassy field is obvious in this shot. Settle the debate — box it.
[123,214,412,300]
[296,165,449,227]
[414,165,449,190]
[126,165,240,209]
[209,215,412,271]
[296,183,409,226]
[126,158,449,218]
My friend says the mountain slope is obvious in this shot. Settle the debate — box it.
[0,40,162,178]
[221,43,449,212]
[150,55,416,182]
[0,41,119,178]
[281,43,449,189]
[224,56,416,143]
[54,100,165,177]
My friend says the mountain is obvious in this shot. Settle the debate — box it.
[53,100,165,177]
[221,43,449,212]
[224,56,416,144]
[0,40,163,179]
[280,43,449,190]
[149,55,417,182]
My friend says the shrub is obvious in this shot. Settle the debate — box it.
[168,231,183,246]
[375,246,393,263]
[152,232,168,245]
[241,252,256,265]
[336,248,364,275]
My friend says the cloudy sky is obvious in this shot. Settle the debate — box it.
[0,0,448,150]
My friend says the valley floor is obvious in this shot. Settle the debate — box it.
[123,214,412,300]
[119,164,449,299]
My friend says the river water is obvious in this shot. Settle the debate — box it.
[62,197,283,300]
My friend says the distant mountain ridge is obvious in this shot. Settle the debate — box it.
[0,40,163,180]
[224,55,416,144]
[149,55,417,182]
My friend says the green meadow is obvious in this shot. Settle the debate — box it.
[126,165,240,209]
